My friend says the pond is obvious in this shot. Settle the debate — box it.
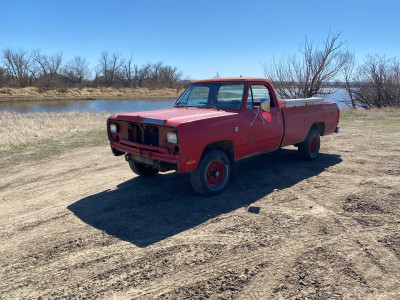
[0,89,350,114]
[0,98,177,114]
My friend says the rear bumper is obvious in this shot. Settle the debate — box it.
[110,140,182,164]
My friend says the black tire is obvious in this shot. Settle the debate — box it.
[129,161,159,176]
[190,150,231,196]
[298,128,320,161]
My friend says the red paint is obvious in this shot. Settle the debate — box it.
[107,78,339,174]
[206,161,225,188]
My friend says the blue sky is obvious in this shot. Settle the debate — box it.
[1,0,399,79]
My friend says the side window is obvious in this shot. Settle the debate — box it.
[252,84,271,106]
[247,84,274,109]
[216,84,244,109]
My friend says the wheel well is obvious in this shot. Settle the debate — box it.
[313,122,325,136]
[203,140,234,165]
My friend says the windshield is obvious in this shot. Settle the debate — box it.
[174,82,245,109]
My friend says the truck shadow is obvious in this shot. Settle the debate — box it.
[68,149,341,248]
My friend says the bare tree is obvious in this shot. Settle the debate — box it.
[63,56,90,87]
[350,55,400,108]
[137,63,152,88]
[151,61,163,88]
[119,51,137,87]
[133,61,182,89]
[97,51,123,86]
[32,50,63,88]
[0,67,6,87]
[158,64,182,88]
[262,31,352,99]
[2,48,31,87]
[341,51,356,108]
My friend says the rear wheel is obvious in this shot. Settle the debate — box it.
[298,128,320,160]
[129,161,159,176]
[190,150,231,196]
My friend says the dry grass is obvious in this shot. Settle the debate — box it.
[0,87,182,101]
[340,106,400,117]
[340,107,400,136]
[0,111,108,151]
[0,111,109,167]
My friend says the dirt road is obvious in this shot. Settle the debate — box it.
[1,111,400,299]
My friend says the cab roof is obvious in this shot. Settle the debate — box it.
[191,77,272,84]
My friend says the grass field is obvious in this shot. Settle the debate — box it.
[0,111,108,167]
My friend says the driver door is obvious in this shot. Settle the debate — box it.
[244,84,283,155]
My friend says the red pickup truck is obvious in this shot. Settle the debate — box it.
[107,78,339,195]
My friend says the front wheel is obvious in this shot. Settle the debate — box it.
[298,128,320,160]
[190,150,231,196]
[129,161,159,176]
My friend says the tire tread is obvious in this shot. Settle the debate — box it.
[298,128,320,161]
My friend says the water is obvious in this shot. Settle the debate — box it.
[322,88,351,107]
[0,98,176,114]
[0,89,351,114]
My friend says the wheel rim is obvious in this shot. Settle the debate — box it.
[309,136,318,155]
[206,160,225,188]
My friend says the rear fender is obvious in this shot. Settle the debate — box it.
[313,122,325,136]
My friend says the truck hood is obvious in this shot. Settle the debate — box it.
[109,107,238,127]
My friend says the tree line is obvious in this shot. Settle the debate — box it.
[263,31,400,108]
[0,48,187,90]
[1,33,399,108]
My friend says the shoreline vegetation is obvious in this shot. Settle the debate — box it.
[0,87,182,102]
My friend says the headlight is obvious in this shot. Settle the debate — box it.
[167,132,178,143]
[110,124,118,133]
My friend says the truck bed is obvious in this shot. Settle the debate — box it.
[280,102,339,147]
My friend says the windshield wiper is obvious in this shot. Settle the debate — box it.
[204,104,220,111]
[174,102,188,108]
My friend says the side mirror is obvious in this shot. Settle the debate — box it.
[260,98,270,112]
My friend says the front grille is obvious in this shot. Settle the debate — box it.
[128,122,159,146]
[128,123,136,141]
[135,124,142,143]
[144,126,159,146]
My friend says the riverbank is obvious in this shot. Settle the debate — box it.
[0,87,182,102]
[1,108,399,298]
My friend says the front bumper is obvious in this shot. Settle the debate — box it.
[111,139,182,164]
